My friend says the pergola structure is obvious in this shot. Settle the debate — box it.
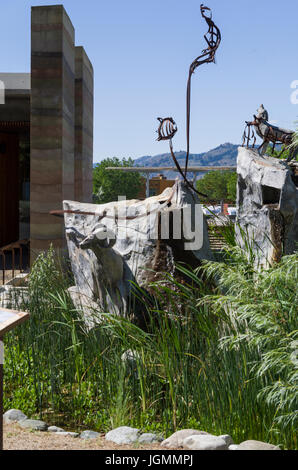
[106,166,237,198]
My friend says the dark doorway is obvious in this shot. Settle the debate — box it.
[0,132,19,247]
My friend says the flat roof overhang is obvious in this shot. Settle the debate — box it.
[105,166,237,172]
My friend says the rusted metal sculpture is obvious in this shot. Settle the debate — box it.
[242,124,256,149]
[50,4,220,221]
[156,4,221,197]
[243,105,298,162]
[156,117,177,142]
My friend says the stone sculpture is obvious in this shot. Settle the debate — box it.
[236,146,298,267]
[63,182,213,323]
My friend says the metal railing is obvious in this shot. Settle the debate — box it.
[0,239,29,285]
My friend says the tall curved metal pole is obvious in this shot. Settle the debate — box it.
[185,4,221,176]
[156,4,221,196]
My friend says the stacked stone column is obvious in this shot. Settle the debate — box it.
[30,5,93,260]
[75,46,94,202]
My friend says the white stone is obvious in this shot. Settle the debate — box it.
[238,440,280,450]
[19,419,48,431]
[56,431,79,438]
[183,434,228,451]
[161,429,210,448]
[229,444,239,450]
[48,426,65,433]
[105,426,140,445]
[3,409,27,424]
[80,430,100,440]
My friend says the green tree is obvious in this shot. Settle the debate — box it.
[226,172,237,202]
[265,145,291,160]
[196,170,237,203]
[266,123,298,161]
[93,157,143,204]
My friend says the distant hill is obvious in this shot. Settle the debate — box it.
[93,143,239,179]
[134,143,239,179]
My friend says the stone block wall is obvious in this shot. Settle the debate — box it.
[30,5,93,260]
[75,46,94,202]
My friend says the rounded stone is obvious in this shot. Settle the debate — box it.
[105,426,140,445]
[80,430,100,440]
[3,409,27,424]
[161,429,210,448]
[238,440,280,450]
[138,433,163,444]
[19,419,48,432]
[48,426,65,433]
[56,431,79,438]
[183,434,228,451]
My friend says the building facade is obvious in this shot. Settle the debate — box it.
[138,174,175,199]
[0,5,93,262]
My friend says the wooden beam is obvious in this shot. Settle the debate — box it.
[105,166,236,172]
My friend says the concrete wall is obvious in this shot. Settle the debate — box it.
[75,46,94,202]
[0,74,30,122]
[30,5,76,258]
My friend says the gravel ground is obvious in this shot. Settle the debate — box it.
[3,424,172,451]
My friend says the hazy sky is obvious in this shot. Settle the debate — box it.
[1,0,298,162]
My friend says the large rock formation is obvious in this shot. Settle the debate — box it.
[63,181,213,322]
[236,147,298,267]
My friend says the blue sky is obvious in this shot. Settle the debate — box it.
[1,0,298,162]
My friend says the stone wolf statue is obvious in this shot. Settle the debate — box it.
[245,105,298,162]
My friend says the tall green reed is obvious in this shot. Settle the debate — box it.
[3,242,297,448]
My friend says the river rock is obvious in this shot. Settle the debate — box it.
[3,409,27,424]
[48,426,65,433]
[183,434,228,450]
[138,433,163,444]
[64,181,213,323]
[161,429,210,448]
[105,426,140,445]
[236,147,298,267]
[238,440,280,450]
[218,434,234,446]
[57,431,79,438]
[19,419,48,431]
[80,430,100,440]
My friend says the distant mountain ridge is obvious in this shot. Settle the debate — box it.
[93,143,239,179]
[134,142,239,179]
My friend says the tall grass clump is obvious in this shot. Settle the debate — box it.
[201,247,297,438]
[4,246,78,417]
[4,244,297,449]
